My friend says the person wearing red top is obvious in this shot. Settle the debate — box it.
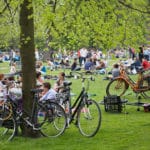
[142,58,150,70]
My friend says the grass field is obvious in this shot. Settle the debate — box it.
[0,61,150,150]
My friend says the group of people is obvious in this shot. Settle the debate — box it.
[121,47,150,74]
[36,72,66,101]
[0,45,150,103]
[0,70,67,104]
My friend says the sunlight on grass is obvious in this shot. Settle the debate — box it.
[0,61,150,150]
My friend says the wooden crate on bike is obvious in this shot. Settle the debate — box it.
[104,95,127,113]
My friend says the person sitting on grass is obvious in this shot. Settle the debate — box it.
[40,82,57,101]
[10,62,16,74]
[54,72,66,92]
[0,74,4,91]
[96,59,106,74]
[104,63,120,80]
[71,58,81,71]
[111,63,120,79]
[84,58,94,71]
[36,71,44,87]
[36,61,47,75]
[142,57,150,70]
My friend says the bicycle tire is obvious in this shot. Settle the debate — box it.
[77,99,101,137]
[106,78,128,96]
[0,102,12,121]
[141,76,150,98]
[0,116,16,141]
[39,102,67,137]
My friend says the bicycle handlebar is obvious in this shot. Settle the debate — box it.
[31,88,43,93]
[81,76,95,82]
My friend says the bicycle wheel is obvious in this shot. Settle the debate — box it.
[38,102,67,137]
[77,100,101,137]
[141,76,150,98]
[106,78,128,96]
[0,102,12,121]
[0,116,16,141]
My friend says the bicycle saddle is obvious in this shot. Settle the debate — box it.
[30,88,43,93]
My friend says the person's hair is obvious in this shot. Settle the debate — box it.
[36,71,42,78]
[60,72,65,77]
[139,47,143,53]
[43,82,51,89]
[12,62,16,66]
[143,56,148,61]
[0,74,4,80]
[113,63,119,68]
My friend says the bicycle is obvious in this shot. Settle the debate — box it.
[106,65,150,98]
[69,70,98,79]
[0,85,67,141]
[56,75,101,137]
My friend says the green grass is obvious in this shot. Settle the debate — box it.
[0,62,150,150]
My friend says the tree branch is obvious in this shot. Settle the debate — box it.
[118,0,150,14]
[0,5,8,15]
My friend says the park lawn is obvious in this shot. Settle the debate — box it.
[0,62,150,150]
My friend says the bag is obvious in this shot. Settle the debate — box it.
[143,103,150,112]
[132,67,137,74]
[104,95,123,112]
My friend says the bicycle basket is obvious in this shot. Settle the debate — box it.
[104,95,122,113]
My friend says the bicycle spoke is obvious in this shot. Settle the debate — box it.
[77,100,101,137]
[0,117,16,141]
[141,76,150,98]
[39,102,67,137]
[106,79,127,96]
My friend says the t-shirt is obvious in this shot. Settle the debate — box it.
[84,61,94,70]
[112,68,120,78]
[41,66,46,73]
[142,60,150,70]
[40,89,57,101]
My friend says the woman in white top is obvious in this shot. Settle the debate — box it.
[40,82,57,101]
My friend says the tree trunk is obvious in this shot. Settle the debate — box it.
[19,0,38,137]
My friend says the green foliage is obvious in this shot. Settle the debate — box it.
[0,0,149,50]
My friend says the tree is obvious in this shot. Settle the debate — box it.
[19,0,37,137]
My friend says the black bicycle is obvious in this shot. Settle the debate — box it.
[0,87,67,141]
[56,75,101,137]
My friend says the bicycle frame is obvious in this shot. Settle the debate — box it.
[61,79,90,125]
[6,89,43,128]
[68,87,87,124]
[117,66,148,92]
